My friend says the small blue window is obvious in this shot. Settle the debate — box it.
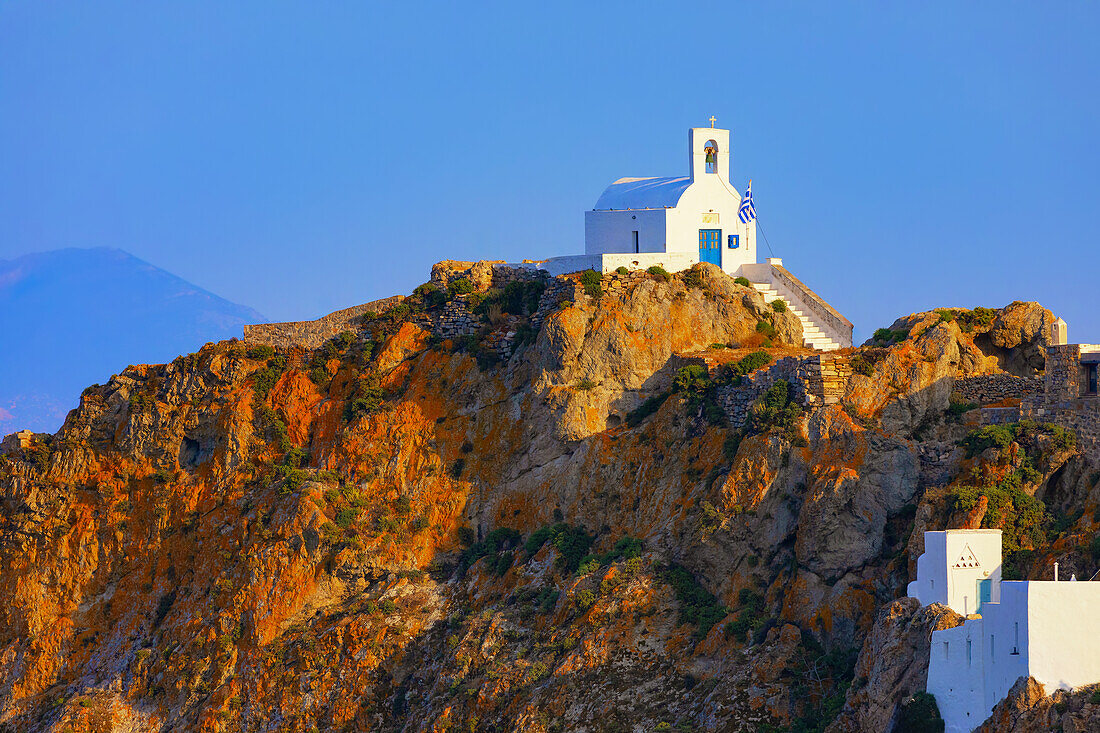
[728,234,739,249]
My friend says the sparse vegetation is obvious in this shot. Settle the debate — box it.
[682,268,705,290]
[647,265,670,281]
[895,692,945,733]
[579,269,603,299]
[770,298,787,313]
[448,278,476,297]
[734,276,752,287]
[663,563,728,640]
[755,320,777,341]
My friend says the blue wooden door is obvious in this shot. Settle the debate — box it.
[978,578,992,612]
[698,229,722,265]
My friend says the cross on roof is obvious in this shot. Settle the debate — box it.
[709,116,716,128]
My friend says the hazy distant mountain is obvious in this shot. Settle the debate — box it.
[0,247,266,434]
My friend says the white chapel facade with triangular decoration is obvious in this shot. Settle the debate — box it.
[908,529,1100,732]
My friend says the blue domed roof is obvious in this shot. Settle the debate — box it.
[593,176,692,210]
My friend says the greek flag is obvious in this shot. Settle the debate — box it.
[738,180,756,223]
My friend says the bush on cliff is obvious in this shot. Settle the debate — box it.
[646,265,670,282]
[448,278,476,297]
[895,692,945,733]
[746,380,804,443]
[579,269,602,299]
[663,563,728,640]
[624,392,670,427]
[460,527,521,571]
[343,375,385,422]
[524,523,595,573]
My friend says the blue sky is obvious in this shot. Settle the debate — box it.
[2,2,1098,342]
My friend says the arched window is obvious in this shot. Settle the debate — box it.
[704,140,719,174]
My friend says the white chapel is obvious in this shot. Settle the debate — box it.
[512,121,855,351]
[583,122,757,277]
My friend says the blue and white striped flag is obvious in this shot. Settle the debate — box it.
[738,180,756,223]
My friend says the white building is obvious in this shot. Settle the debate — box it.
[510,122,854,350]
[583,125,757,277]
[909,530,1100,733]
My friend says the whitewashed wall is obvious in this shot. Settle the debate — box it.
[909,530,1002,615]
[583,126,757,277]
[1026,582,1100,693]
[584,209,667,255]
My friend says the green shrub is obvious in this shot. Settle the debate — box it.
[334,508,359,528]
[575,379,598,391]
[872,327,910,346]
[850,353,875,377]
[673,365,711,394]
[947,395,979,418]
[724,350,772,383]
[625,392,669,427]
[647,265,670,281]
[579,269,603,299]
[682,268,705,290]
[448,278,476,297]
[895,692,945,733]
[664,564,728,640]
[615,266,630,275]
[460,527,521,569]
[961,424,1017,457]
[734,276,751,287]
[343,375,385,422]
[247,345,275,360]
[574,589,597,612]
[251,354,288,400]
[770,299,787,313]
[745,380,803,442]
[523,523,595,573]
[755,320,777,341]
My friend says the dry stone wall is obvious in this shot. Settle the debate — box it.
[716,353,852,427]
[953,375,1043,404]
[981,345,1100,461]
[242,296,405,350]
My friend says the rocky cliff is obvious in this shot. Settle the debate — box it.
[0,263,1091,733]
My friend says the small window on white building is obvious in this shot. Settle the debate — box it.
[1013,622,1020,655]
[943,641,949,659]
[632,230,639,254]
[990,634,995,660]
[966,639,972,666]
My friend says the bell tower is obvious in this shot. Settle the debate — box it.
[689,121,731,182]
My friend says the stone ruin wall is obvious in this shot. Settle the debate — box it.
[242,295,405,350]
[953,375,1043,405]
[715,353,852,428]
[975,346,1100,462]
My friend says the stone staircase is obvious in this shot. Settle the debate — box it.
[751,283,842,352]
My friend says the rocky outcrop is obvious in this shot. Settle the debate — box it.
[0,262,1077,733]
[829,598,963,732]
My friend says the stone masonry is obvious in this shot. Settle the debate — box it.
[715,353,852,428]
[953,375,1043,405]
[1014,344,1100,460]
[242,295,405,350]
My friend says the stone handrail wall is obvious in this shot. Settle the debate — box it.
[769,265,853,348]
[953,375,1043,404]
[242,295,405,350]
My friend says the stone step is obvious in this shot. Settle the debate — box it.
[750,280,840,353]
